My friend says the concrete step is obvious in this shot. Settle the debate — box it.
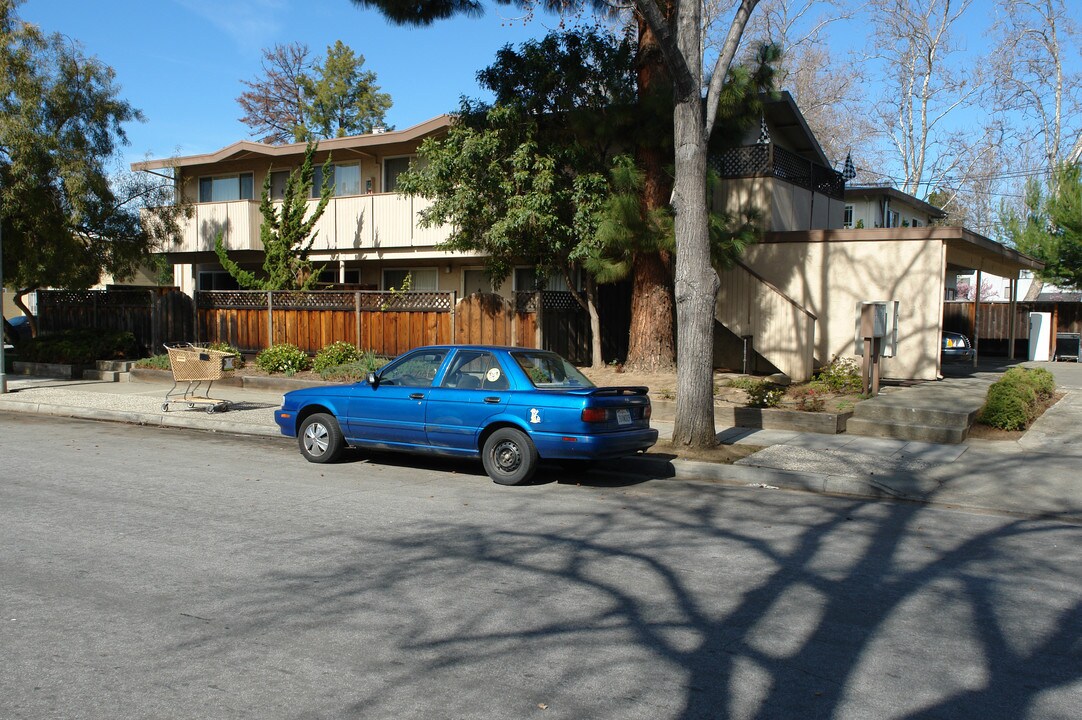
[96,360,135,372]
[81,369,122,382]
[846,417,970,444]
[851,401,979,428]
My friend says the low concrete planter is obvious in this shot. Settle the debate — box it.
[649,399,852,434]
[12,361,93,379]
[718,405,853,434]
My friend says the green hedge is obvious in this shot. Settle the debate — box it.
[979,367,1057,430]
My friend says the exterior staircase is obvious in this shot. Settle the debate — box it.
[845,377,992,444]
[715,261,817,382]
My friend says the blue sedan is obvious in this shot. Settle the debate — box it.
[274,345,658,485]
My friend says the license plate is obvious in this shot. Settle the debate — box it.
[617,409,632,425]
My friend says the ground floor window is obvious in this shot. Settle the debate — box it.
[383,267,438,291]
[198,270,240,291]
[463,268,495,295]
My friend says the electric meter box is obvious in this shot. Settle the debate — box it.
[855,301,900,357]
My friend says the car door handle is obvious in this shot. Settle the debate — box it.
[409,393,425,400]
[483,396,502,404]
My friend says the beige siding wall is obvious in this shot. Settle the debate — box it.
[738,238,945,380]
[170,201,264,253]
[176,194,447,253]
[711,177,844,231]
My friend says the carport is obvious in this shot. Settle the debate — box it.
[944,230,1044,366]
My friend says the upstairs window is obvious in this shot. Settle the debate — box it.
[269,170,290,200]
[311,163,362,198]
[199,173,254,202]
[843,204,854,228]
[384,156,413,192]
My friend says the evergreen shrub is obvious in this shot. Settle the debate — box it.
[256,343,310,375]
[313,341,362,373]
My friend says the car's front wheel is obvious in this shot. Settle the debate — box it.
[482,427,538,486]
[298,413,345,464]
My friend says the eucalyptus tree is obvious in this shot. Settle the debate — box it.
[0,0,187,336]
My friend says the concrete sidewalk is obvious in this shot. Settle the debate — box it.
[2,361,1080,523]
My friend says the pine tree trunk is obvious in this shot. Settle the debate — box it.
[626,251,675,371]
[624,9,677,372]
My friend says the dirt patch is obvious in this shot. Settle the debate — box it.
[648,439,763,464]
[579,365,861,412]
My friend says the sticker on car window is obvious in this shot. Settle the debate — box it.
[486,367,501,383]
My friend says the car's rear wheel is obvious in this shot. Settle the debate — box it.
[482,427,538,486]
[299,413,345,464]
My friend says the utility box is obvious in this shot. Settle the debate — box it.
[1055,333,1080,362]
[1029,312,1051,361]
[855,301,900,357]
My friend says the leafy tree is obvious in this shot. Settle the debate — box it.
[237,42,312,144]
[214,142,333,290]
[1002,163,1082,289]
[306,40,393,139]
[0,0,187,338]
[237,40,392,144]
[397,29,635,367]
[352,0,763,447]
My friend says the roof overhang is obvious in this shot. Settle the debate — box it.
[844,186,947,219]
[762,91,832,167]
[763,227,1043,277]
[132,115,453,172]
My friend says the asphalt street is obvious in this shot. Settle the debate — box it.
[2,414,1081,719]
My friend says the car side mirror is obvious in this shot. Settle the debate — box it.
[367,371,379,388]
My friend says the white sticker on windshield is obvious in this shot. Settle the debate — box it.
[486,367,501,383]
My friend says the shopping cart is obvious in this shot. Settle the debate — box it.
[162,343,236,413]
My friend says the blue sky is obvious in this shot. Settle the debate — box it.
[20,0,568,165]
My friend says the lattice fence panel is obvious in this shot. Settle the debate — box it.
[771,146,812,190]
[198,291,268,309]
[711,145,771,177]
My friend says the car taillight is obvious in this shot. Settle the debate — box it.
[644,404,651,419]
[581,407,610,423]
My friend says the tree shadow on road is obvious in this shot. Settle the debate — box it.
[173,470,1082,719]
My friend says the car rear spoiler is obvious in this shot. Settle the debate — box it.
[589,386,650,397]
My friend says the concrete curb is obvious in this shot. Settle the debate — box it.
[0,399,285,439]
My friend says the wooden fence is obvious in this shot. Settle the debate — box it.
[36,287,614,365]
[36,289,193,354]
[196,290,592,363]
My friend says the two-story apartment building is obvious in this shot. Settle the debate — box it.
[134,93,847,303]
[137,94,1040,381]
[842,185,946,230]
[134,115,495,298]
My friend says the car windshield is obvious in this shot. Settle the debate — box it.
[512,351,595,388]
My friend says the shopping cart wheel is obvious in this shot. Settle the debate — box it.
[188,402,195,409]
[298,413,345,463]
[162,403,169,412]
